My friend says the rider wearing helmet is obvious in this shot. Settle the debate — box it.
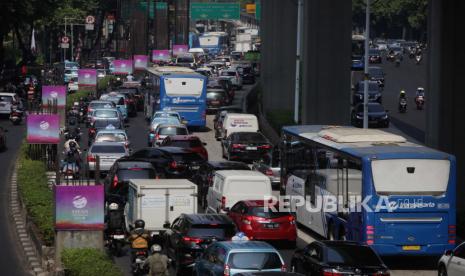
[128,219,151,262]
[144,244,169,276]
[399,90,407,100]
[416,87,425,97]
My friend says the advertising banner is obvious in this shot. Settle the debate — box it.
[133,55,149,70]
[26,114,60,144]
[113,59,134,75]
[172,45,189,57]
[41,86,66,108]
[78,69,97,87]
[152,50,171,62]
[55,185,104,230]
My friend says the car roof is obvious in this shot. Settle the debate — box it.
[156,124,186,129]
[216,170,268,178]
[207,161,250,170]
[90,100,114,104]
[235,273,304,276]
[182,214,234,225]
[241,200,268,207]
[207,89,226,93]
[96,129,126,134]
[90,141,126,147]
[116,160,154,169]
[216,241,277,251]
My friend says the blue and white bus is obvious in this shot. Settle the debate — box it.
[199,32,229,55]
[144,66,207,127]
[281,125,456,256]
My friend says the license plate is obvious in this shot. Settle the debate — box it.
[112,234,125,239]
[191,166,200,170]
[246,146,257,150]
[402,245,421,251]
[264,223,279,229]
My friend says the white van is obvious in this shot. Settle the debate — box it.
[206,170,272,214]
[221,113,258,139]
[0,92,20,115]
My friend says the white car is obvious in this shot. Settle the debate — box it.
[87,142,129,173]
[0,92,21,115]
[219,69,243,89]
[438,242,465,276]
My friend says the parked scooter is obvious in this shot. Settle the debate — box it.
[105,194,126,257]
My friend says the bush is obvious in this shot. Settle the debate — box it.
[62,248,123,276]
[98,75,115,91]
[266,109,296,133]
[67,89,92,109]
[17,143,54,245]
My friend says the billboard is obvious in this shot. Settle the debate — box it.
[26,114,60,144]
[133,55,149,70]
[78,69,97,87]
[55,185,104,230]
[41,86,66,108]
[113,59,134,75]
[152,50,171,62]
[172,45,189,57]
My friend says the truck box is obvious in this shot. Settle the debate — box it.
[125,179,198,234]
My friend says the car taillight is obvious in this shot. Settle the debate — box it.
[281,264,287,272]
[449,225,456,245]
[242,216,252,225]
[258,144,272,150]
[322,268,344,276]
[223,264,230,276]
[169,161,177,169]
[288,215,296,225]
[366,225,375,245]
[87,155,96,162]
[155,134,160,141]
[112,175,119,188]
[125,142,129,148]
[89,128,96,134]
[207,175,213,186]
[373,271,390,276]
[265,169,273,176]
[183,236,203,244]
[232,144,246,149]
[221,196,226,209]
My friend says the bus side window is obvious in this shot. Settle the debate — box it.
[305,175,317,204]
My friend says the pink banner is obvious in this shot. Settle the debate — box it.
[152,50,171,62]
[78,69,97,87]
[27,114,60,144]
[113,59,134,75]
[42,86,66,108]
[172,45,189,57]
[133,55,149,70]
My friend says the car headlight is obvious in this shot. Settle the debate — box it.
[108,203,119,210]
[382,114,388,119]
[376,93,382,98]
[356,114,363,119]
[358,94,363,99]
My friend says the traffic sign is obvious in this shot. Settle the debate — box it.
[246,4,256,14]
[61,43,69,49]
[85,15,95,24]
[85,24,94,30]
[61,36,70,43]
[190,3,240,20]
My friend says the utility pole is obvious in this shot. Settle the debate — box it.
[64,17,67,61]
[294,0,303,123]
[363,0,370,129]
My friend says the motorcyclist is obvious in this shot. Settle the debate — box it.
[128,219,151,262]
[415,87,425,98]
[399,90,408,111]
[127,74,134,81]
[64,117,81,141]
[144,244,169,276]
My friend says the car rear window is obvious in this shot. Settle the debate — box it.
[172,152,204,163]
[117,168,156,180]
[326,245,383,266]
[233,133,267,143]
[93,120,122,129]
[207,92,225,100]
[222,71,236,77]
[249,207,293,219]
[168,139,202,148]
[187,224,236,239]
[95,133,126,142]
[0,96,13,103]
[94,110,118,118]
[91,145,125,153]
[227,252,282,270]
[159,127,188,136]
[90,102,115,109]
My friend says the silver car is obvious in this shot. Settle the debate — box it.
[252,147,281,190]
[153,124,189,146]
[94,129,130,148]
[87,100,116,124]
[87,142,129,173]
[438,242,465,276]
[89,108,123,125]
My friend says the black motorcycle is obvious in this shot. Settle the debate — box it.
[132,249,149,276]
[105,194,126,257]
[399,98,407,113]
[64,126,81,142]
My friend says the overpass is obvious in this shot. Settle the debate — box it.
[259,0,465,211]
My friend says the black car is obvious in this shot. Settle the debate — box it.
[368,48,382,64]
[369,66,385,88]
[351,103,390,128]
[191,161,251,208]
[290,241,389,276]
[104,160,158,198]
[222,132,272,162]
[163,214,237,275]
[88,119,124,146]
[124,147,205,178]
[237,66,256,84]
[353,81,382,105]
[206,89,230,112]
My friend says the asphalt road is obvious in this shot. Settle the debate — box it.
[0,116,29,275]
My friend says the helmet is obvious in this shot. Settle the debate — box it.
[69,141,77,148]
[108,202,119,210]
[151,244,162,253]
[400,90,406,96]
[134,219,145,229]
[417,87,424,91]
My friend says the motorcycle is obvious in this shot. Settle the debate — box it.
[9,109,23,125]
[399,98,408,113]
[61,160,80,180]
[415,55,422,65]
[105,195,126,257]
[64,127,81,142]
[415,95,425,110]
[132,249,149,276]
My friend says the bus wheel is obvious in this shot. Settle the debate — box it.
[328,223,335,240]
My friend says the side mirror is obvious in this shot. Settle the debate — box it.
[445,250,453,256]
[203,142,207,146]
[163,223,171,229]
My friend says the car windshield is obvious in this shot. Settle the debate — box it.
[233,133,267,143]
[118,168,156,180]
[95,133,126,142]
[91,145,125,153]
[158,127,188,136]
[369,49,380,55]
[326,245,383,266]
[249,207,293,219]
[227,252,282,270]
[177,56,194,63]
[221,71,236,77]
[187,224,236,239]
[168,139,202,148]
[94,110,118,118]
[358,104,385,113]
[93,120,122,129]
[172,152,203,162]
[104,96,125,105]
[154,113,179,119]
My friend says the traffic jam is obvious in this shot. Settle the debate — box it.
[25,20,458,276]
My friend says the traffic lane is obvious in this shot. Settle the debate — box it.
[0,118,28,275]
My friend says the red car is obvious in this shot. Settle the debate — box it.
[160,135,208,160]
[228,200,297,246]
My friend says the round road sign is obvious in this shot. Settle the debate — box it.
[61,36,70,43]
[85,15,95,24]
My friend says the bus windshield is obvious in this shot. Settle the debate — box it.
[164,78,204,97]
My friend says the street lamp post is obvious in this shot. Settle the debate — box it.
[294,0,303,124]
[363,0,370,129]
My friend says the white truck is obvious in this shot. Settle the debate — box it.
[234,34,252,53]
[125,179,198,235]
